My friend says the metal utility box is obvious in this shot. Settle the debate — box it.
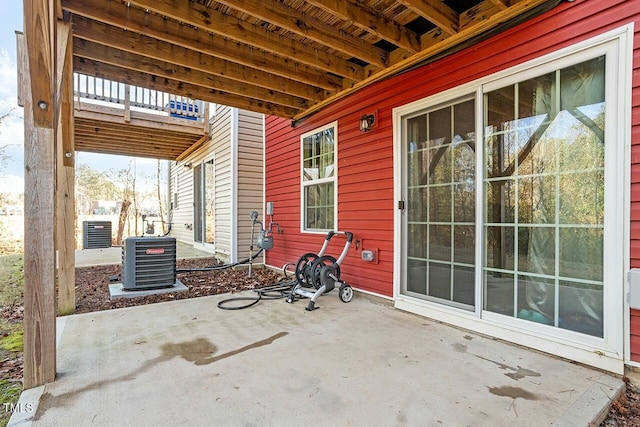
[82,221,112,249]
[629,269,640,310]
[121,236,177,290]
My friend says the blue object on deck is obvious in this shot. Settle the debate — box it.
[168,100,199,120]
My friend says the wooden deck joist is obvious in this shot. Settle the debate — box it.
[60,0,559,120]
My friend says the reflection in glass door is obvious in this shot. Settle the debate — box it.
[193,159,215,245]
[404,98,476,310]
[483,57,605,338]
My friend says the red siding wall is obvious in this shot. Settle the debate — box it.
[265,0,640,341]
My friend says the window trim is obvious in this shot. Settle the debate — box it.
[300,121,338,234]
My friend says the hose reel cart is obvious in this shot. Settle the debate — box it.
[286,231,354,311]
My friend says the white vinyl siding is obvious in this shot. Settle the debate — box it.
[236,110,266,263]
[168,106,264,263]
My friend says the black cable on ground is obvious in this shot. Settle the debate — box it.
[176,248,264,273]
[217,280,295,310]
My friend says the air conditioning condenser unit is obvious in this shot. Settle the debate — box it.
[82,221,112,249]
[121,236,177,290]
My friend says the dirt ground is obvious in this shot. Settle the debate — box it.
[2,256,640,425]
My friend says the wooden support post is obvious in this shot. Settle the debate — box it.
[124,84,131,123]
[56,17,75,315]
[202,102,210,134]
[22,0,57,389]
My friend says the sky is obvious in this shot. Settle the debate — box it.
[0,1,164,195]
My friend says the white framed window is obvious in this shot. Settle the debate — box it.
[301,121,337,232]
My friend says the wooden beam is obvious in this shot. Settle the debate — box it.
[25,0,55,128]
[295,0,551,121]
[460,1,503,29]
[73,125,201,145]
[73,58,300,118]
[72,38,310,110]
[71,16,325,103]
[16,31,26,107]
[73,103,206,134]
[56,18,75,316]
[74,141,184,160]
[70,0,364,81]
[202,103,210,134]
[175,134,209,162]
[61,0,343,92]
[395,0,459,36]
[211,0,388,68]
[73,124,201,143]
[305,0,421,52]
[487,0,508,11]
[21,0,57,388]
[73,127,198,146]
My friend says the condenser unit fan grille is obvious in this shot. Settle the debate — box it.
[82,221,112,249]
[122,237,177,290]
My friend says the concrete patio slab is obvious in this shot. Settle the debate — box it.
[11,293,622,426]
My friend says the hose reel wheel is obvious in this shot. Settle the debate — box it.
[339,283,354,303]
[318,266,336,292]
[310,255,340,290]
[294,253,318,288]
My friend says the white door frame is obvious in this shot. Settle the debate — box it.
[392,25,633,373]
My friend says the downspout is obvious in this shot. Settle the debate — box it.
[262,113,266,267]
[165,159,171,236]
[230,108,239,263]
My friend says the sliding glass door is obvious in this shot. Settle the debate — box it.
[404,97,476,310]
[483,57,605,337]
[400,39,623,346]
[194,158,215,246]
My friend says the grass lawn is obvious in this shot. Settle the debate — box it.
[0,254,24,427]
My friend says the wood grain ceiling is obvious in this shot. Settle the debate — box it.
[61,0,557,121]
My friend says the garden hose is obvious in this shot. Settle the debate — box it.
[216,280,295,310]
[175,248,264,273]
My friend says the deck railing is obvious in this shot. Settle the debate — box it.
[74,73,208,123]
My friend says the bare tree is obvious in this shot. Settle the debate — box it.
[157,159,166,234]
[0,109,16,164]
[106,162,134,245]
[131,159,138,235]
[0,109,18,207]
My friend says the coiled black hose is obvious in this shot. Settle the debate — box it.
[216,280,295,310]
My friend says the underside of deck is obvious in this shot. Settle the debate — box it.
[73,101,209,161]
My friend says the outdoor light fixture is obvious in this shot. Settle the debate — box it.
[359,114,375,132]
[183,162,192,171]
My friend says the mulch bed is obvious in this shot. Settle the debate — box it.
[74,257,288,313]
[601,377,640,426]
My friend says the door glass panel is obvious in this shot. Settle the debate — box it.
[404,98,475,309]
[193,164,203,243]
[194,159,215,245]
[483,56,605,337]
[204,159,215,244]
